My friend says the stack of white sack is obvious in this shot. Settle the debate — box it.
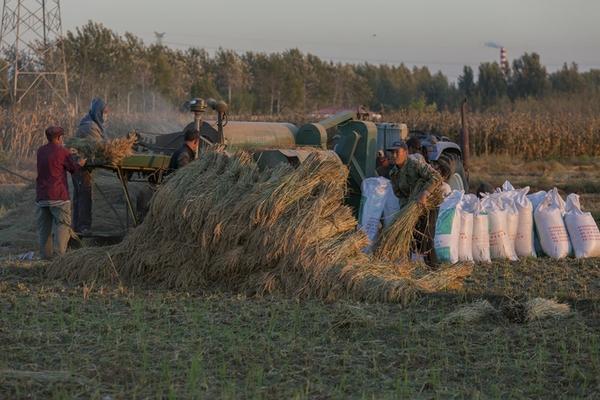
[361,177,600,261]
[564,194,600,258]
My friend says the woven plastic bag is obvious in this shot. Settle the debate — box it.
[434,190,463,264]
[564,194,600,258]
[534,189,571,259]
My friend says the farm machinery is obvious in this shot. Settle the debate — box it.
[134,98,468,208]
[89,98,467,238]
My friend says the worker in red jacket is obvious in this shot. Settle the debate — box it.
[36,126,86,259]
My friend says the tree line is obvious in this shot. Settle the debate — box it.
[4,21,600,114]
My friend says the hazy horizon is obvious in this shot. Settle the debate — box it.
[62,0,600,82]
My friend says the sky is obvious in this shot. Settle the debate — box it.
[62,0,600,82]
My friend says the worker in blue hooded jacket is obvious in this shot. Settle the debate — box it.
[72,98,108,234]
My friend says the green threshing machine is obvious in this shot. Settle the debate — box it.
[104,98,467,233]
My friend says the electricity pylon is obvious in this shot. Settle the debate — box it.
[0,0,69,105]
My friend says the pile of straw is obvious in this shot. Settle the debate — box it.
[65,135,136,165]
[442,297,571,325]
[49,148,469,302]
[374,189,443,262]
[525,298,571,321]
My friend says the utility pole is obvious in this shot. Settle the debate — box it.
[460,98,470,174]
[0,0,69,105]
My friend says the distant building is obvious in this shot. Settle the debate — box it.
[309,105,382,121]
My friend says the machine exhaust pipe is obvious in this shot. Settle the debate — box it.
[207,98,229,144]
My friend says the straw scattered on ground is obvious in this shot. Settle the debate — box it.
[525,298,571,321]
[443,299,498,324]
[443,297,572,325]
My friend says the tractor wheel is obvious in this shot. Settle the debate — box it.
[436,152,468,191]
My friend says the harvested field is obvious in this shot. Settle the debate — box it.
[463,258,600,301]
[0,261,599,399]
[0,171,151,256]
[1,150,599,398]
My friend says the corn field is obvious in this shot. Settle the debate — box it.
[0,108,77,161]
[2,107,600,161]
[392,109,600,160]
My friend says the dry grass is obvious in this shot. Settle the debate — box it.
[65,135,136,165]
[374,189,443,262]
[443,297,572,325]
[49,148,470,303]
[0,108,186,162]
[0,108,76,161]
[526,298,571,321]
[443,300,498,324]
[374,202,424,262]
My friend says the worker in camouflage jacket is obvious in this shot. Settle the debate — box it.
[387,140,442,264]
[71,98,108,234]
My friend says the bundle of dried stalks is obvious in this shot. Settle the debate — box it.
[65,135,135,165]
[525,298,571,321]
[374,189,443,262]
[50,148,470,303]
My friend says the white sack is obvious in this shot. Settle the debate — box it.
[514,188,536,257]
[434,190,463,264]
[359,177,389,252]
[472,210,491,263]
[527,190,547,256]
[534,188,571,259]
[527,191,547,211]
[501,196,520,260]
[481,196,518,261]
[458,194,478,262]
[382,184,401,228]
[564,194,600,258]
[502,180,515,192]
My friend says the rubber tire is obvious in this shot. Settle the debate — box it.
[436,152,468,191]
